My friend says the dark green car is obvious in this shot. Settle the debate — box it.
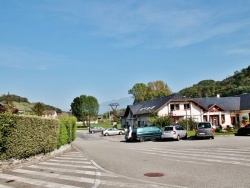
[125,126,162,142]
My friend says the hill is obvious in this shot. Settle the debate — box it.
[179,65,250,98]
[0,94,62,113]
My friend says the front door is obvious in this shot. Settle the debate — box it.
[210,115,219,126]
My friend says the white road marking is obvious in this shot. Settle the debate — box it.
[29,165,118,177]
[39,161,96,169]
[0,174,82,188]
[47,159,92,164]
[131,147,250,167]
[13,168,96,184]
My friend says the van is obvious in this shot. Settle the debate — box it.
[125,126,162,142]
[195,122,214,139]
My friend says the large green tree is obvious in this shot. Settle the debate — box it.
[147,81,172,98]
[70,95,99,123]
[128,80,172,104]
[128,83,149,104]
[32,102,45,116]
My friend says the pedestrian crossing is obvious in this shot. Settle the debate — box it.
[128,147,250,167]
[0,148,177,188]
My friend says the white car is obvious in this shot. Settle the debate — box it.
[102,128,124,136]
[161,125,187,141]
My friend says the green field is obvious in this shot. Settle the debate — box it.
[76,121,122,130]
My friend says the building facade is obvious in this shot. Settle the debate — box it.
[121,93,250,129]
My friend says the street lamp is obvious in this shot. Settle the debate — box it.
[184,96,188,132]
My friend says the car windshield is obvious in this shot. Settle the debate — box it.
[164,127,173,131]
[198,123,211,129]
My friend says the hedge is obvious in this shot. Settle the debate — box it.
[0,112,77,160]
[57,116,77,148]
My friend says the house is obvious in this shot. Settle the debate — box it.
[43,110,58,118]
[121,93,250,129]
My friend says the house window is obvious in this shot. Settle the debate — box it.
[184,103,190,110]
[170,104,180,111]
[221,115,225,124]
[170,104,174,111]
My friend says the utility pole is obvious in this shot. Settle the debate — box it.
[108,103,119,128]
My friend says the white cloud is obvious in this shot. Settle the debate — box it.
[12,1,250,49]
[226,48,250,56]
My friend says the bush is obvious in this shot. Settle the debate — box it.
[0,113,77,160]
[149,116,174,128]
[0,112,60,160]
[57,116,77,148]
[178,118,197,131]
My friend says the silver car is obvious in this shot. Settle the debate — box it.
[195,122,214,139]
[161,125,187,141]
[102,128,124,136]
[89,126,105,133]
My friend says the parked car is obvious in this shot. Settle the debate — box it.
[236,124,250,136]
[161,125,187,141]
[195,122,214,139]
[125,126,162,142]
[102,128,124,136]
[89,126,105,133]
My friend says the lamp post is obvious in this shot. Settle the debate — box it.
[184,96,188,132]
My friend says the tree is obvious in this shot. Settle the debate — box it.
[128,81,173,104]
[32,102,45,116]
[70,95,99,124]
[147,81,172,98]
[128,83,149,104]
[148,115,174,128]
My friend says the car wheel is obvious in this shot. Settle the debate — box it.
[176,135,180,141]
[105,133,109,136]
[211,136,214,139]
[139,137,145,142]
[91,131,94,134]
[184,134,188,139]
[119,132,122,135]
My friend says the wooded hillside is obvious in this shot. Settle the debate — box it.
[0,94,62,113]
[179,65,250,98]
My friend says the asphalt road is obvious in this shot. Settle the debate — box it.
[73,130,250,188]
[1,130,250,188]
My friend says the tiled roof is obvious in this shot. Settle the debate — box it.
[235,93,250,110]
[192,97,241,111]
[131,93,183,115]
[124,93,250,116]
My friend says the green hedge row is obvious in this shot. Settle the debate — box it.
[57,116,77,148]
[0,112,76,160]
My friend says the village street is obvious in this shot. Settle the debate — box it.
[0,130,250,188]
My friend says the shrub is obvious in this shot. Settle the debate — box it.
[178,118,197,131]
[0,113,77,160]
[0,112,60,160]
[149,116,174,128]
[57,116,77,148]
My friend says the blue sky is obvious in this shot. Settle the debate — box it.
[1,0,250,112]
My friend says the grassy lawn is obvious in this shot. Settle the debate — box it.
[188,129,237,137]
[76,121,122,130]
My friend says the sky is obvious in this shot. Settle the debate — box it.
[1,0,250,112]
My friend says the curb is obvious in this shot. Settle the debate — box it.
[0,144,72,173]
